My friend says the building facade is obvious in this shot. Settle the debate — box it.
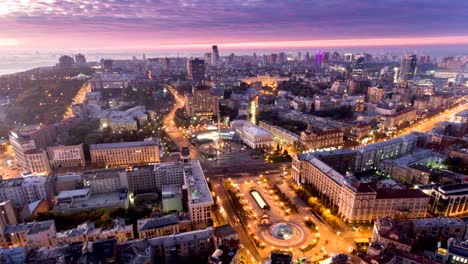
[47,144,86,168]
[90,140,160,167]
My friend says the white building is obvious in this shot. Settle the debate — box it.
[231,120,273,149]
[100,105,148,131]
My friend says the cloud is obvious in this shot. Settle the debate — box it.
[0,0,467,50]
[0,38,21,46]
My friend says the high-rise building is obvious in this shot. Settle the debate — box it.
[211,45,220,66]
[316,50,323,68]
[101,59,114,71]
[399,54,417,81]
[352,54,365,72]
[58,55,74,68]
[163,58,171,71]
[278,52,287,65]
[419,55,430,64]
[204,53,212,66]
[185,86,219,118]
[187,58,205,83]
[75,54,86,65]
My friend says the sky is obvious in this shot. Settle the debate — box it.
[1,0,468,52]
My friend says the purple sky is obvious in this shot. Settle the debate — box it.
[1,0,468,51]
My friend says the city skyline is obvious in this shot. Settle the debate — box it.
[1,0,468,51]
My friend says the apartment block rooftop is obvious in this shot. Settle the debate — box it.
[90,139,157,150]
[186,160,214,205]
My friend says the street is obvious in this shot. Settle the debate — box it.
[162,85,201,160]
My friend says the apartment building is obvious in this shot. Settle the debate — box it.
[90,140,160,167]
[300,122,344,151]
[47,144,85,168]
[55,218,134,244]
[127,165,157,194]
[24,149,51,175]
[149,227,215,264]
[382,107,417,130]
[185,87,219,118]
[82,168,128,194]
[1,220,56,249]
[138,214,180,239]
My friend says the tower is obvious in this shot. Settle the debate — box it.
[316,51,324,68]
[187,58,205,83]
[211,45,220,66]
[399,54,417,81]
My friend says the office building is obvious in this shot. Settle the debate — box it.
[82,168,128,194]
[399,54,417,81]
[90,140,160,167]
[316,50,323,68]
[232,120,273,149]
[428,184,468,217]
[355,133,419,172]
[9,125,57,169]
[300,122,344,151]
[185,86,219,118]
[24,149,51,175]
[204,53,212,66]
[293,153,429,224]
[187,58,205,83]
[47,144,86,168]
[211,45,220,66]
[74,53,86,65]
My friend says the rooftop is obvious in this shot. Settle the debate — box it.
[306,156,345,185]
[376,188,428,199]
[27,220,55,235]
[138,214,179,231]
[148,227,214,247]
[186,160,214,205]
[90,139,157,150]
[55,191,127,211]
[356,133,419,153]
[214,224,237,238]
[56,188,90,199]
